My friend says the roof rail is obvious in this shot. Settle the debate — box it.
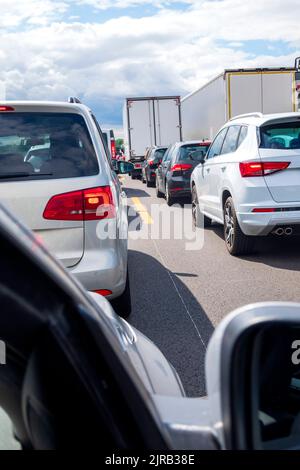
[230,112,263,121]
[68,97,82,104]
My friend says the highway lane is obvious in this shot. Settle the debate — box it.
[124,175,300,398]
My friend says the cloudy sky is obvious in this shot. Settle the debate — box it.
[0,0,299,130]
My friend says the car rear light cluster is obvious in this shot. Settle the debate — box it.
[43,186,115,221]
[171,163,193,175]
[111,141,116,159]
[239,161,290,177]
[252,208,276,213]
[93,289,113,297]
[0,106,15,112]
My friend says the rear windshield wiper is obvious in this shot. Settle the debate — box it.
[0,173,53,179]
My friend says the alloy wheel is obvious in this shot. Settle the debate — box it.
[192,188,197,230]
[165,183,171,205]
[224,202,235,249]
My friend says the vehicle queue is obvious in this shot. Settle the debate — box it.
[138,111,300,256]
[0,61,300,451]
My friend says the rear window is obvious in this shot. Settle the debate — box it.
[178,144,210,162]
[152,148,167,161]
[260,122,300,150]
[0,112,99,181]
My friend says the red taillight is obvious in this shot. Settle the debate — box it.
[171,163,193,174]
[84,186,115,220]
[263,162,290,174]
[252,208,276,213]
[0,106,15,112]
[111,140,116,159]
[43,189,83,221]
[43,186,115,221]
[148,160,154,166]
[239,161,290,177]
[93,289,112,297]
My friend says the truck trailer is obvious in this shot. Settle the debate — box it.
[123,96,182,178]
[181,66,300,141]
[102,129,116,160]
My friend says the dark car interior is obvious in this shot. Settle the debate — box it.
[0,208,167,449]
[0,113,99,180]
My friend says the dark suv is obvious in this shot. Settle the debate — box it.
[156,141,211,205]
[142,146,167,187]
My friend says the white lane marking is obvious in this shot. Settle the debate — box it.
[152,238,207,350]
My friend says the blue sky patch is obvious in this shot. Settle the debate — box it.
[66,4,160,23]
[219,39,297,58]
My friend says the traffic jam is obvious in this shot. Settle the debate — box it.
[1,54,300,457]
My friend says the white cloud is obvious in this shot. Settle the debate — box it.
[0,0,67,28]
[0,0,299,125]
[73,0,193,9]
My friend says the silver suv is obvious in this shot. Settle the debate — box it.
[191,112,300,256]
[0,100,131,316]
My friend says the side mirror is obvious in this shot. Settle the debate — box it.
[205,302,300,450]
[199,152,206,164]
[114,161,134,174]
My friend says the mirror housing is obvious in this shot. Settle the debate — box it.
[205,302,300,450]
[113,161,134,174]
[198,152,206,164]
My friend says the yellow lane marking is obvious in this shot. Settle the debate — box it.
[131,197,153,225]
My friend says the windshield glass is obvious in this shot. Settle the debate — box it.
[0,112,99,180]
[153,148,167,161]
[260,122,300,150]
[178,144,210,162]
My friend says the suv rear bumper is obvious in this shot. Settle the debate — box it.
[237,208,300,236]
[69,247,127,299]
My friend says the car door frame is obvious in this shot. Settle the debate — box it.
[91,113,127,247]
[210,125,242,220]
[157,144,174,193]
[199,128,228,217]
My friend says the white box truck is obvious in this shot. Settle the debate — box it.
[182,66,300,141]
[123,96,182,178]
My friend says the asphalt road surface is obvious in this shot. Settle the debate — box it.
[124,175,300,398]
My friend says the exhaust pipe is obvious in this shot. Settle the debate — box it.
[272,227,293,236]
[273,227,284,236]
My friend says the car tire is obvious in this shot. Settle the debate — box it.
[146,177,152,187]
[192,185,211,229]
[156,179,164,198]
[224,196,255,256]
[165,183,174,206]
[131,174,136,180]
[110,268,132,319]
